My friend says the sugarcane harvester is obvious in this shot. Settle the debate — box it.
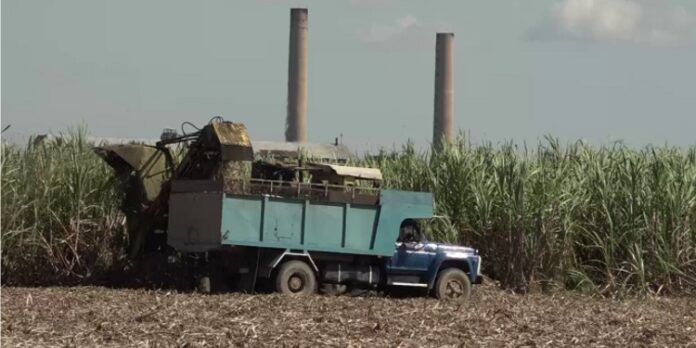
[95,118,482,300]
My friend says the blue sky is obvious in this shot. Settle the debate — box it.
[2,0,695,152]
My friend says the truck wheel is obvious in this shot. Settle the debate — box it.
[435,268,471,301]
[275,260,317,295]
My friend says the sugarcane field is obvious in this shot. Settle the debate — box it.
[2,1,696,347]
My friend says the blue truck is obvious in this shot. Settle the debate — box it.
[96,119,482,300]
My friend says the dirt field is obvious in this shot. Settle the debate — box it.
[2,284,695,347]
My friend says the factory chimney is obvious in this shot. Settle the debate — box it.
[286,8,308,143]
[433,32,454,151]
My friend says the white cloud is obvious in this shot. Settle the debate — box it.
[361,15,420,43]
[550,0,695,46]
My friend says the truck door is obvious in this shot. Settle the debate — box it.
[389,242,436,273]
[386,219,436,278]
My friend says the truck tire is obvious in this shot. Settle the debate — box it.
[435,268,471,301]
[275,260,317,295]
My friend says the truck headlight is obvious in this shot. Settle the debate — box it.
[476,256,482,276]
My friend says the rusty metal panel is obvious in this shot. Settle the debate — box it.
[211,122,251,147]
[211,122,254,161]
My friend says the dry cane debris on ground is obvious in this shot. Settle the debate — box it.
[1,283,695,347]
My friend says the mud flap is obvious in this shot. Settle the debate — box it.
[236,248,262,293]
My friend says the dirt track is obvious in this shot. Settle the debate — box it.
[2,284,695,347]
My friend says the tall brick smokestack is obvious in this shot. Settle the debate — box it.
[433,32,454,151]
[286,8,308,143]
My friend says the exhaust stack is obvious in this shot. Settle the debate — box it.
[433,32,454,151]
[286,8,308,143]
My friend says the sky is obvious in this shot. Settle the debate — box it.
[2,0,695,152]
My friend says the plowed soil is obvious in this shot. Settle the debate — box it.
[2,284,695,347]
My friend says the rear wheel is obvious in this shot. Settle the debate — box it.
[435,268,471,301]
[275,260,317,295]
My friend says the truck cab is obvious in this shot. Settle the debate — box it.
[386,219,482,299]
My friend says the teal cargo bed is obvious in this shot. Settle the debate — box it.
[167,180,433,257]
